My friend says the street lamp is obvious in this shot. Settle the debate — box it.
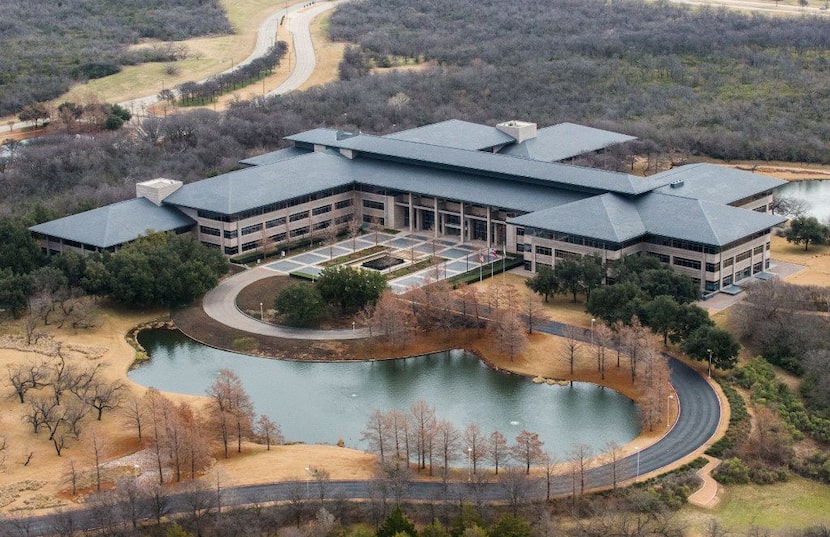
[667,394,674,428]
[466,447,473,477]
[590,318,596,346]
[260,302,264,320]
[352,321,355,332]
[634,447,640,480]
[707,348,713,378]
[304,466,311,497]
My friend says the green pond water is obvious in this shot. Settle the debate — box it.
[130,329,639,456]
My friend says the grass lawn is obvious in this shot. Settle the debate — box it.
[682,476,830,533]
[14,0,307,115]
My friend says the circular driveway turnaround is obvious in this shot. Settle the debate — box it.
[202,266,372,340]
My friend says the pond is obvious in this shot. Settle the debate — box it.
[778,179,830,222]
[130,330,640,456]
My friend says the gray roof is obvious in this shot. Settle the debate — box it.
[285,128,362,147]
[509,193,646,243]
[636,193,786,246]
[165,150,589,215]
[349,158,588,213]
[28,198,194,249]
[385,119,515,151]
[652,163,786,205]
[499,122,637,162]
[510,191,786,246]
[164,151,355,214]
[239,147,307,167]
[286,131,667,196]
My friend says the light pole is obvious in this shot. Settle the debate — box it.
[707,348,713,378]
[260,302,264,320]
[590,318,596,346]
[304,466,311,498]
[667,394,674,428]
[466,447,473,477]
[634,447,640,480]
[352,321,355,332]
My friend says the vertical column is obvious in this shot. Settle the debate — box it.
[408,193,414,233]
[486,206,492,248]
[460,202,466,242]
[434,198,439,238]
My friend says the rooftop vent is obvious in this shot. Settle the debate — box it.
[669,179,685,189]
[496,120,537,144]
[136,178,183,206]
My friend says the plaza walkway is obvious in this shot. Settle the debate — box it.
[202,231,505,339]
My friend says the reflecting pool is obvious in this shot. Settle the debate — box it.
[131,329,640,456]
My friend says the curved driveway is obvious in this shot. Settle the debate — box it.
[10,355,720,534]
[203,266,373,339]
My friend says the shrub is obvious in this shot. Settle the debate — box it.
[713,457,750,484]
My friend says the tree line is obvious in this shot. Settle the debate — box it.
[4,361,279,487]
[0,0,231,117]
[4,0,830,221]
[171,42,288,106]
[0,225,228,321]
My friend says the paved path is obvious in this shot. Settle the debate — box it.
[270,1,345,95]
[688,455,723,508]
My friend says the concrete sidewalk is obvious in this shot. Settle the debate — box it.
[687,455,722,509]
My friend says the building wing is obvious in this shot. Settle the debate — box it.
[28,198,194,249]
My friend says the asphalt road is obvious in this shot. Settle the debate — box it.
[6,343,720,535]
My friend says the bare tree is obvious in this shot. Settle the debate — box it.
[122,394,147,441]
[560,325,582,378]
[26,395,56,434]
[622,316,649,383]
[493,309,527,362]
[182,480,215,537]
[0,434,6,470]
[488,430,508,475]
[146,482,171,526]
[115,477,149,529]
[409,400,436,471]
[255,414,281,450]
[593,322,613,380]
[7,361,47,403]
[348,213,362,253]
[372,291,413,346]
[362,410,390,462]
[377,459,413,506]
[568,443,593,497]
[310,467,331,503]
[144,387,170,484]
[388,409,409,462]
[511,430,544,475]
[435,419,461,482]
[525,291,542,334]
[61,396,88,438]
[81,379,124,420]
[605,441,622,490]
[498,466,531,517]
[179,402,211,480]
[83,424,109,492]
[207,369,254,458]
[541,452,558,502]
[637,347,670,432]
[61,458,80,496]
[463,423,486,475]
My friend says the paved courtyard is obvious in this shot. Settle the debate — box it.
[260,231,506,294]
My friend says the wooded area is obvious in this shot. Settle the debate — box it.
[3,0,830,222]
[0,0,231,116]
